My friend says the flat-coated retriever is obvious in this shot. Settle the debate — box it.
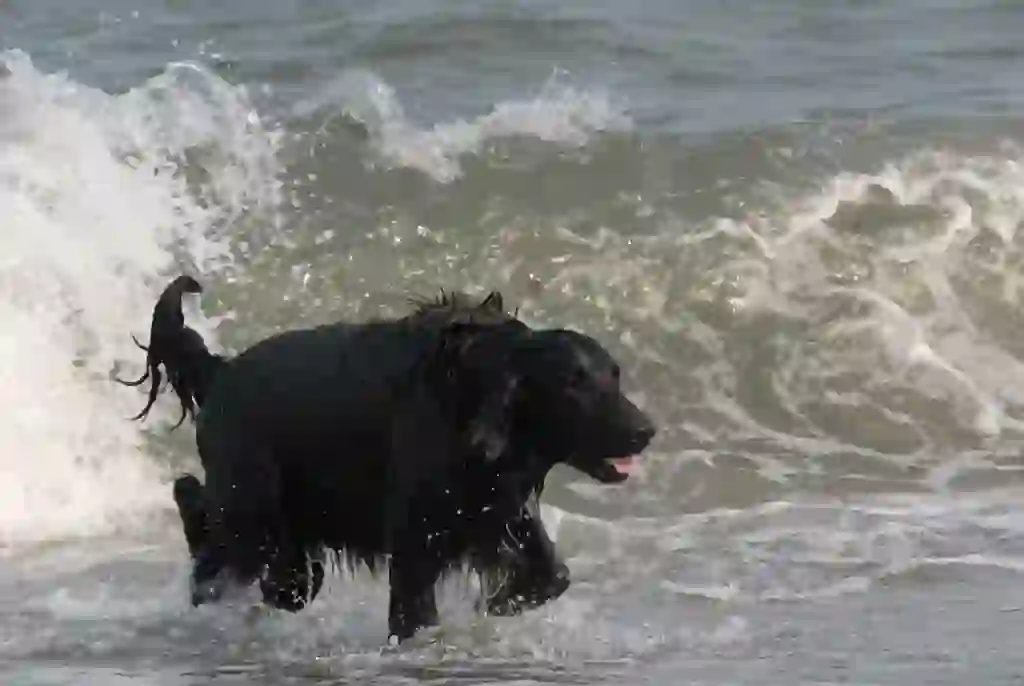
[120,276,655,642]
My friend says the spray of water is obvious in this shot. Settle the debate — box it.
[0,50,283,547]
[295,69,632,183]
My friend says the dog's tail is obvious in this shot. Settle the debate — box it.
[116,275,226,428]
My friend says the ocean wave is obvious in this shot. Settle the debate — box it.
[0,50,282,546]
[294,68,632,182]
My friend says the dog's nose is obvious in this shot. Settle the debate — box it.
[615,395,656,450]
[629,421,656,451]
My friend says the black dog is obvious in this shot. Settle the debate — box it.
[120,277,655,642]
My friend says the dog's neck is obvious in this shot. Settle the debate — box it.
[479,445,553,505]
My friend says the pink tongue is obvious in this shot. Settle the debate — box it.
[612,456,636,474]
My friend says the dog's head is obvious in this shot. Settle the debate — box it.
[461,326,656,484]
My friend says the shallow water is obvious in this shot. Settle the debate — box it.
[3,0,1024,682]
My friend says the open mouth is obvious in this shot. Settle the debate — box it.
[572,454,640,484]
[567,423,654,484]
[611,455,636,476]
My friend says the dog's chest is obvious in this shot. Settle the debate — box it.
[404,466,536,554]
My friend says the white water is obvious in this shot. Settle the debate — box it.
[513,144,1024,474]
[295,69,632,183]
[719,148,1024,441]
[0,51,282,547]
[3,46,1024,685]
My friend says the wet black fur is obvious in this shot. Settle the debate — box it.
[122,277,655,642]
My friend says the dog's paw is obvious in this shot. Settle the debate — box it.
[481,564,570,616]
[483,594,525,617]
[190,572,228,607]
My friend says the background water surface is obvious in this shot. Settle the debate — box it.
[3,1,1024,683]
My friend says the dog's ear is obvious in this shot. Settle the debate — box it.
[479,291,504,313]
[432,319,525,462]
[468,372,519,462]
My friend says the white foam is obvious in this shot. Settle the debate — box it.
[0,50,282,546]
[696,148,1024,448]
[297,69,632,183]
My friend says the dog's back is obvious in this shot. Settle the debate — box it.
[197,292,519,450]
[197,319,430,444]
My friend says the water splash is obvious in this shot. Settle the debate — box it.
[0,50,282,546]
[297,69,632,182]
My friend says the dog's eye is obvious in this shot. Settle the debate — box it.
[611,364,621,381]
[568,367,588,388]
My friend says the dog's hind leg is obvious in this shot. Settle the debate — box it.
[172,473,208,559]
[196,437,291,605]
[172,473,231,606]
[256,474,327,612]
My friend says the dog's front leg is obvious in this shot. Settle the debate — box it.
[481,499,570,616]
[387,544,441,642]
